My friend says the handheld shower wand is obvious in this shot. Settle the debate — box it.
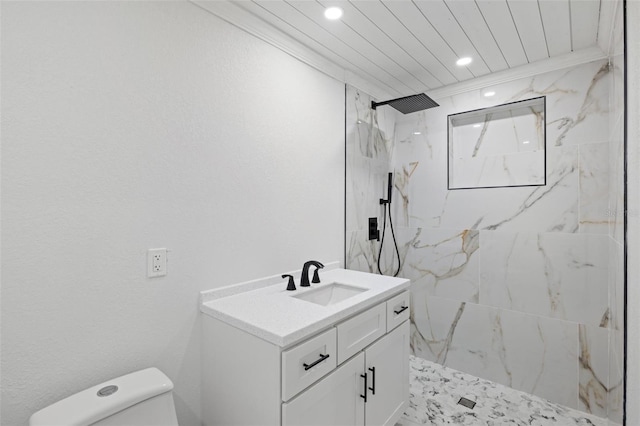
[377,173,401,277]
[380,172,393,205]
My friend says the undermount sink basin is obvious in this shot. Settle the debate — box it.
[292,283,367,306]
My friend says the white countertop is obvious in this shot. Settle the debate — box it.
[200,263,410,347]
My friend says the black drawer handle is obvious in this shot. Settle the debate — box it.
[368,367,376,395]
[360,372,368,402]
[394,306,409,315]
[303,353,330,371]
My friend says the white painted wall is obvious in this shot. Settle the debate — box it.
[626,1,640,424]
[0,2,344,425]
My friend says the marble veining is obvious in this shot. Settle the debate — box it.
[410,296,579,408]
[346,85,397,234]
[578,325,609,417]
[399,356,609,426]
[480,231,609,327]
[606,5,625,421]
[505,62,610,148]
[449,98,546,189]
[579,143,610,234]
[402,228,480,303]
[347,230,378,274]
[346,58,619,420]
[480,145,579,232]
[390,61,610,233]
[397,161,420,225]
[410,300,466,365]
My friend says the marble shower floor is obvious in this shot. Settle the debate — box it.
[398,356,607,426]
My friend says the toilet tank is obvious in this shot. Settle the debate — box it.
[29,368,179,426]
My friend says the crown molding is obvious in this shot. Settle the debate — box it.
[189,0,393,100]
[426,47,608,100]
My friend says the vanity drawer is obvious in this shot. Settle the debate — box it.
[281,328,337,401]
[386,291,410,332]
[336,303,386,364]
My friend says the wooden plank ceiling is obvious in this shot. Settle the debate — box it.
[229,0,604,97]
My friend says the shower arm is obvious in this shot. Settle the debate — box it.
[371,100,391,110]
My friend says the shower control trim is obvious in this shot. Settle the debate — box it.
[368,217,380,241]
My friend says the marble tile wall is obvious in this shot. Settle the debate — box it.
[346,57,623,420]
[346,86,399,274]
[449,99,546,189]
[607,1,625,424]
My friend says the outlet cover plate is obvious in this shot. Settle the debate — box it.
[147,248,167,278]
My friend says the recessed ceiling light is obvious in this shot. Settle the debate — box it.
[483,91,496,97]
[473,124,481,128]
[324,6,343,20]
[456,57,472,66]
[413,131,421,135]
[522,140,530,144]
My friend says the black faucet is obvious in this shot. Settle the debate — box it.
[301,260,324,287]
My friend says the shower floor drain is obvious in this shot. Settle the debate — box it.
[457,397,476,409]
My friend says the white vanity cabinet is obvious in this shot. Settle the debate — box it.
[282,352,365,426]
[202,288,410,426]
[363,320,410,425]
[282,321,409,426]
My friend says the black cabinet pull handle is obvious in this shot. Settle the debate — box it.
[360,373,368,402]
[394,306,409,315]
[368,367,376,395]
[303,354,330,371]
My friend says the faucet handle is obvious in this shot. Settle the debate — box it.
[311,264,324,283]
[282,274,296,291]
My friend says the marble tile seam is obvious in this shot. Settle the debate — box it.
[411,293,608,329]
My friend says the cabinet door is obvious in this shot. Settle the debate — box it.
[364,320,409,426]
[283,352,365,426]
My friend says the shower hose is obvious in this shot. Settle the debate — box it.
[377,186,401,277]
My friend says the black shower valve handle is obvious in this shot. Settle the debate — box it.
[368,217,380,241]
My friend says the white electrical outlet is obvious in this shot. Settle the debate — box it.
[147,248,167,278]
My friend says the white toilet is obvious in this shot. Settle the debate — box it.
[29,367,179,426]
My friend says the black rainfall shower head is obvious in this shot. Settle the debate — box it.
[371,93,439,114]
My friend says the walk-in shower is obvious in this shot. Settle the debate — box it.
[346,44,627,423]
[369,93,439,277]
